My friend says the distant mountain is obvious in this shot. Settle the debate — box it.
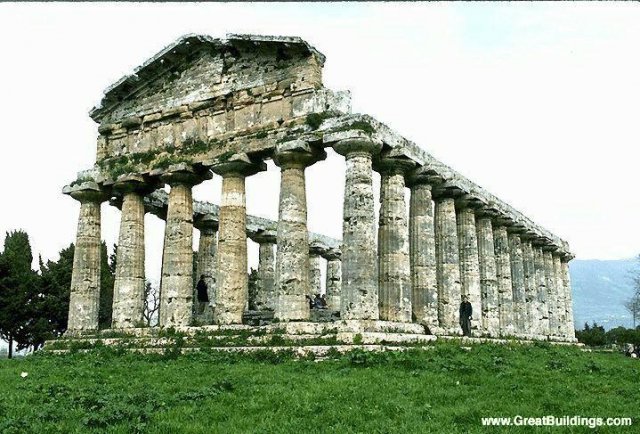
[570,258,638,330]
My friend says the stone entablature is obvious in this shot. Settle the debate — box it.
[62,33,576,343]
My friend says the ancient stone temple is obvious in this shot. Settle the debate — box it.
[63,34,576,343]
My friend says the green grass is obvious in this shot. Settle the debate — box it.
[0,342,638,433]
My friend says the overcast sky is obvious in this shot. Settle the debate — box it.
[1,2,639,287]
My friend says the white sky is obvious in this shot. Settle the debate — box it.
[1,2,639,288]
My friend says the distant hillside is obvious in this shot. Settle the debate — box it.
[570,258,638,330]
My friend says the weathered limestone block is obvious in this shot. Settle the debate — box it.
[534,246,549,335]
[274,141,325,321]
[211,155,266,324]
[334,138,382,320]
[544,250,559,337]
[408,181,438,331]
[112,178,148,328]
[434,196,462,334]
[456,205,482,334]
[561,259,576,340]
[309,250,324,297]
[494,225,515,336]
[522,239,540,335]
[253,231,276,311]
[508,232,526,335]
[553,254,566,338]
[159,170,201,327]
[324,249,342,311]
[376,158,413,323]
[476,217,500,337]
[67,187,108,332]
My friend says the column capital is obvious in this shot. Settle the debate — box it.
[194,214,219,233]
[159,163,212,187]
[309,241,328,257]
[112,174,160,196]
[454,193,487,211]
[208,152,266,178]
[373,155,416,175]
[250,229,277,244]
[322,247,342,261]
[333,136,382,157]
[63,181,109,204]
[273,139,326,169]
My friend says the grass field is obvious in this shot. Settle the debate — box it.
[0,342,638,433]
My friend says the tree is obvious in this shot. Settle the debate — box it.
[0,231,38,358]
[627,254,640,328]
[98,242,116,329]
[143,280,160,327]
[624,293,640,328]
[36,244,75,345]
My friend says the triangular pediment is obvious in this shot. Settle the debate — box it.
[90,33,326,124]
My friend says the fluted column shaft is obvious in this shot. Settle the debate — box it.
[274,159,311,320]
[255,240,276,311]
[325,256,342,311]
[552,255,565,338]
[336,143,380,320]
[309,252,323,296]
[215,173,248,324]
[435,197,462,334]
[561,260,576,340]
[68,193,104,332]
[457,206,482,334]
[409,182,438,330]
[159,182,195,327]
[534,247,549,335]
[494,225,514,336]
[544,250,559,336]
[112,191,146,328]
[508,233,526,335]
[522,240,539,335]
[477,217,499,337]
[378,168,411,322]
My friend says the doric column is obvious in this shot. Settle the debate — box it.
[534,246,549,335]
[112,176,149,328]
[324,248,342,311]
[376,156,414,323]
[552,254,565,338]
[334,137,382,320]
[477,216,500,337]
[494,225,514,336]
[561,258,576,340]
[309,244,324,297]
[544,249,559,336]
[434,195,462,334]
[407,179,438,331]
[159,168,204,327]
[65,183,108,332]
[273,140,325,321]
[456,203,482,335]
[508,232,526,335]
[253,231,276,311]
[210,154,266,324]
[195,215,218,304]
[522,238,540,335]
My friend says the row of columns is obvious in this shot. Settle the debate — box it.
[67,137,574,340]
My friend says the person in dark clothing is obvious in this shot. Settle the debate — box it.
[313,294,323,309]
[459,295,473,337]
[196,275,209,314]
